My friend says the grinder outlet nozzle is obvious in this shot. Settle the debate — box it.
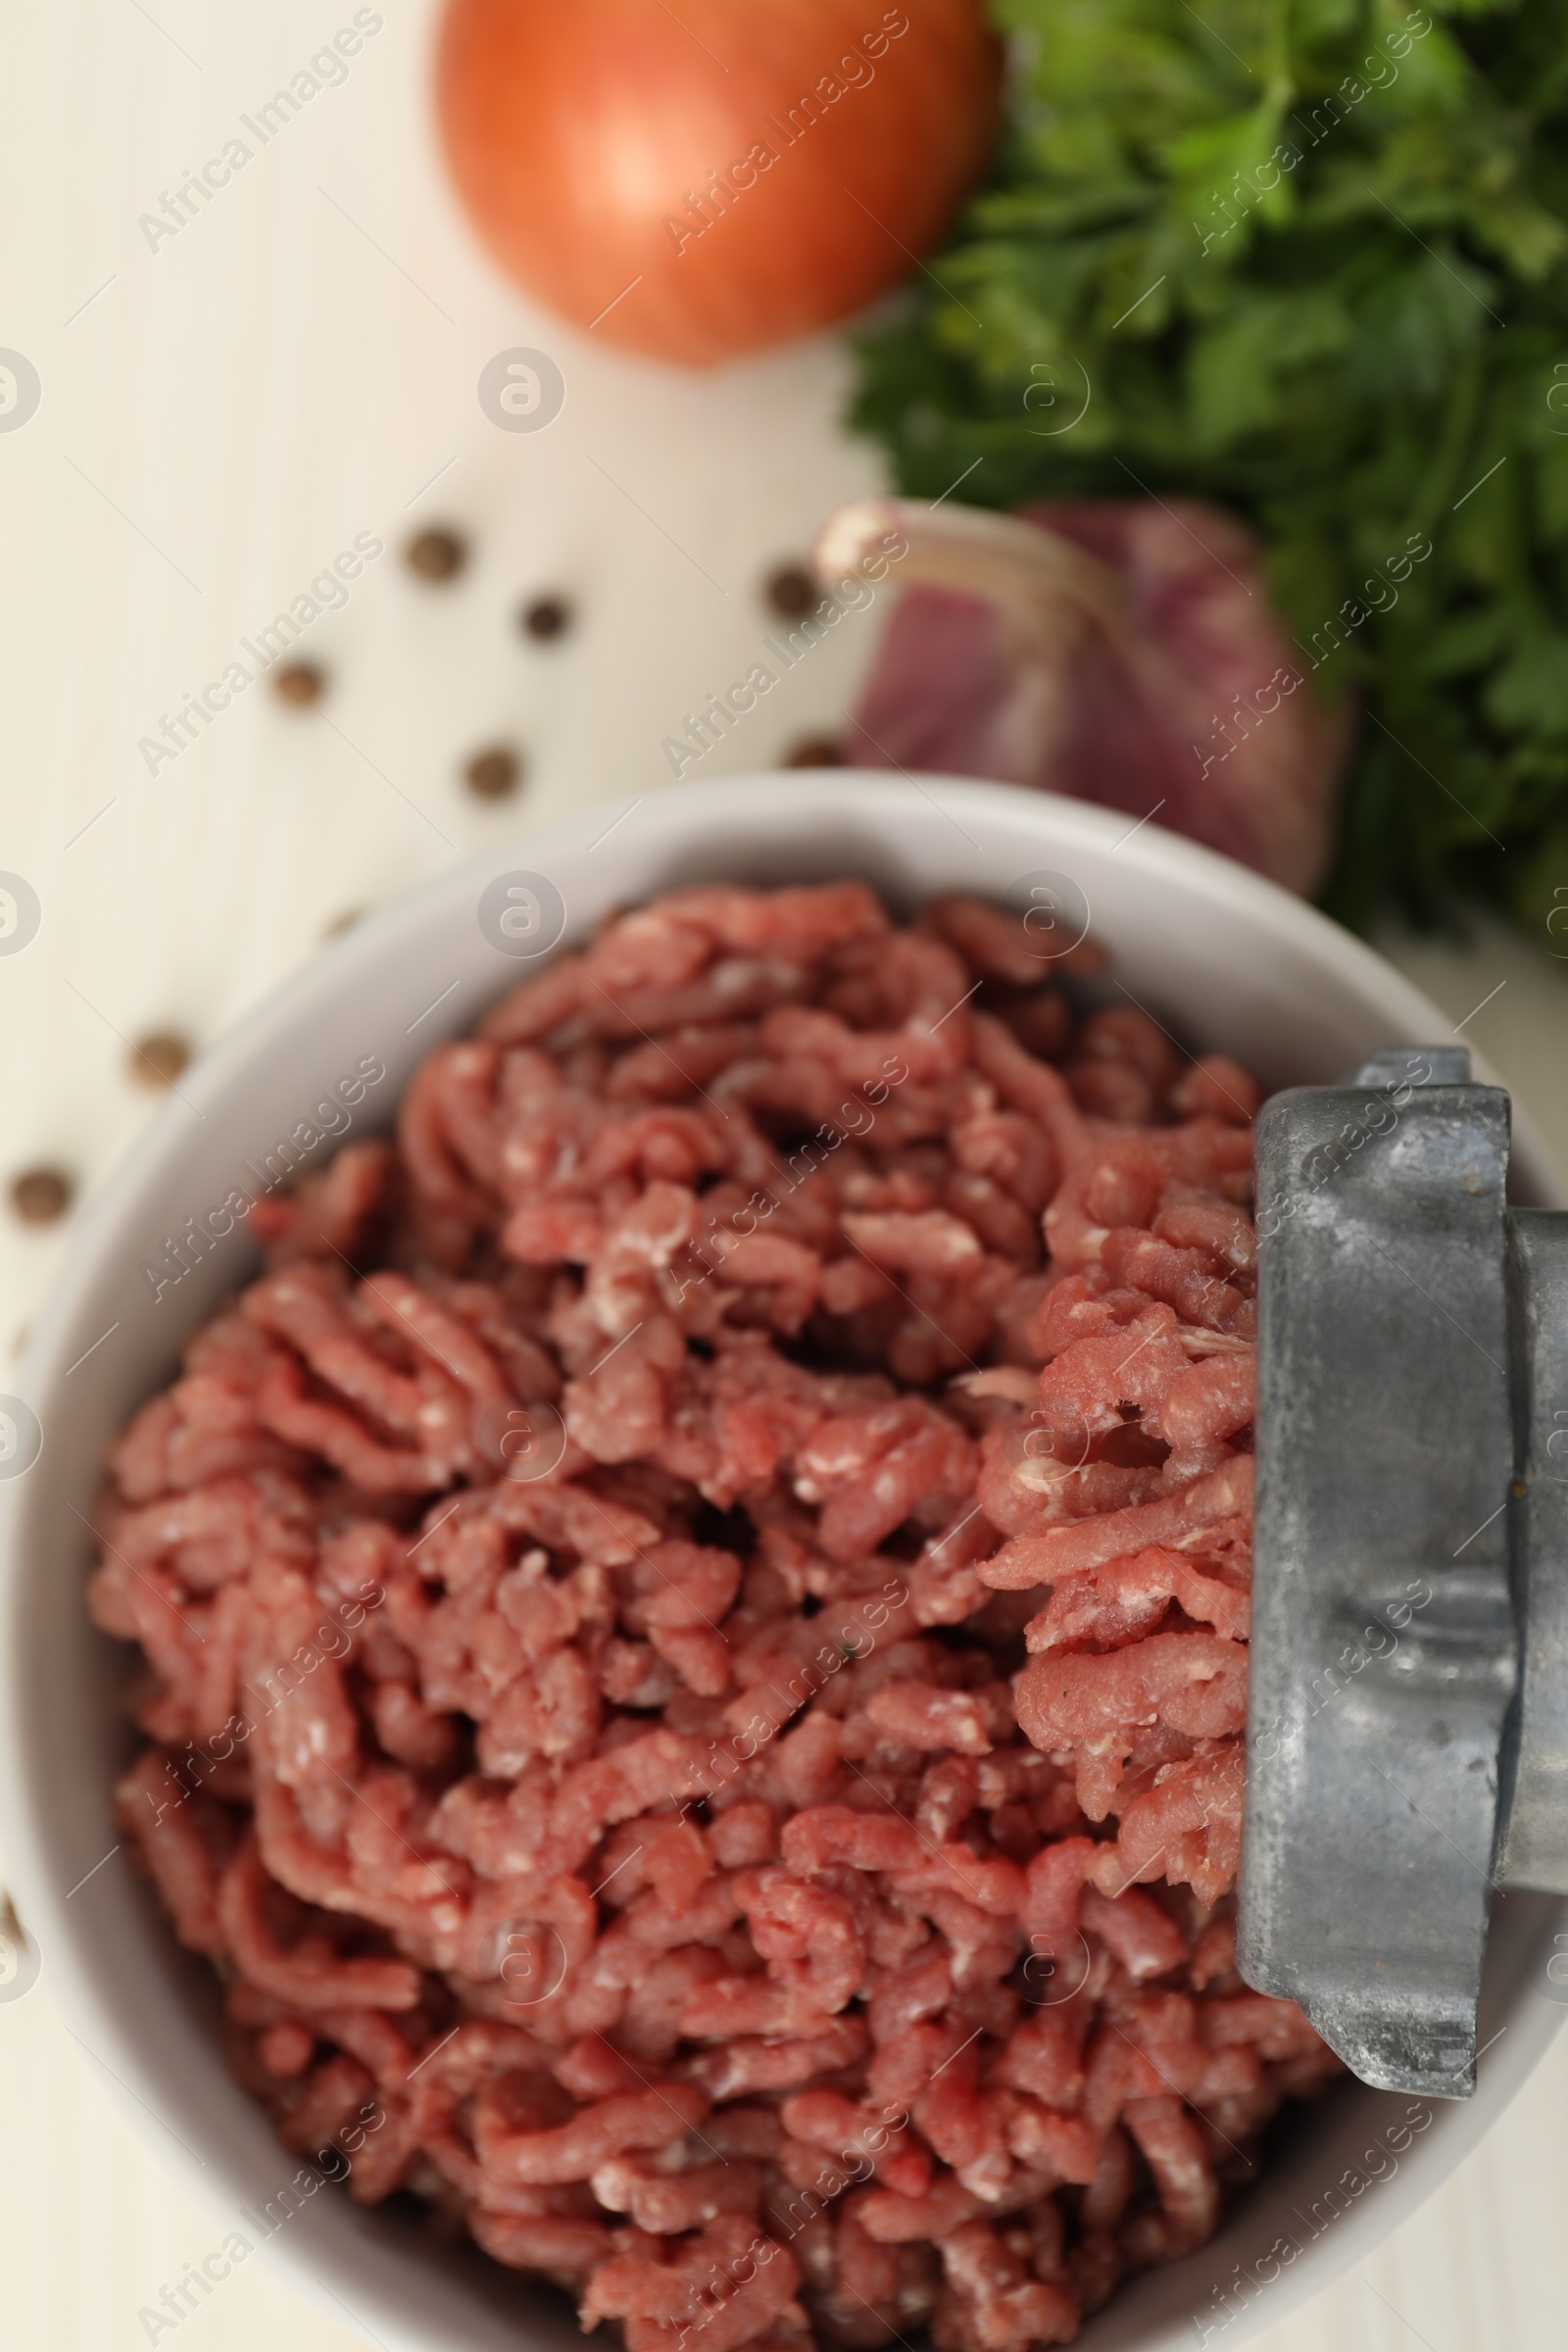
[1238,1048,1568,2097]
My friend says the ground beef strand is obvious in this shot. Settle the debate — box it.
[94,882,1336,2349]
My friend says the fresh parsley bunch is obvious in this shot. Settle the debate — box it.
[851,0,1568,932]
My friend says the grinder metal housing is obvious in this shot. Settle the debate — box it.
[1238,1047,1568,2098]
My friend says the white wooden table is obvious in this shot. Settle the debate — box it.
[4,6,1567,2346]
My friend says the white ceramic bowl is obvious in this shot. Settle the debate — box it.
[2,774,1563,2352]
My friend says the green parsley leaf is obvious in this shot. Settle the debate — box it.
[850,0,1568,932]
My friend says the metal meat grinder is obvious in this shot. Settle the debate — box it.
[1240,1047,1568,2097]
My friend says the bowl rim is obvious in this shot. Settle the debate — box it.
[2,771,1561,2352]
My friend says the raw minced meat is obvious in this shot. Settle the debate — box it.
[93,880,1335,2351]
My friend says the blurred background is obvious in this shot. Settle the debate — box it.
[3,3,1567,2346]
